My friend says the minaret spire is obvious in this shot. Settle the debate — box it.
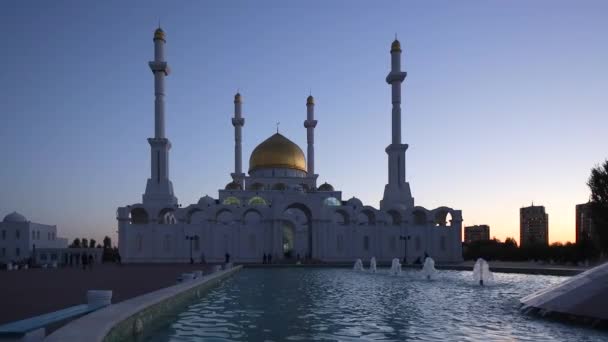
[231,92,245,187]
[143,27,177,207]
[304,94,317,177]
[380,38,414,210]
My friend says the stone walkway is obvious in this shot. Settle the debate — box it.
[0,263,213,325]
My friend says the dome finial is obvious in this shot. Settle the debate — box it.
[391,37,401,53]
[276,121,280,133]
[154,26,165,41]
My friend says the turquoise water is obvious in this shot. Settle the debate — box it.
[147,268,608,341]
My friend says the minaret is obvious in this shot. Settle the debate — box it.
[380,39,414,210]
[231,92,245,187]
[304,95,317,177]
[143,27,177,206]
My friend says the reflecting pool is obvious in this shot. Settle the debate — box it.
[147,268,608,341]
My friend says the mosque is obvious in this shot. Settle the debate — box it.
[116,28,463,264]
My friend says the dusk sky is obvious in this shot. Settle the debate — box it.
[1,1,606,245]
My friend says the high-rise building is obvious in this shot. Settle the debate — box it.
[464,225,490,243]
[576,202,595,244]
[520,204,549,247]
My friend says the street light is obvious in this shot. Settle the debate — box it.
[399,235,410,264]
[185,235,199,264]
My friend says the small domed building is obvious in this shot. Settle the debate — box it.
[117,29,463,264]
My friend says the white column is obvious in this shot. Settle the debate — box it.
[231,93,245,187]
[143,28,177,206]
[381,39,414,210]
[304,95,317,175]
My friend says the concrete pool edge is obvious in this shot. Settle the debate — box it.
[43,266,242,342]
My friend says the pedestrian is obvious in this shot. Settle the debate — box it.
[225,252,230,264]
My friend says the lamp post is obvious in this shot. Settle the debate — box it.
[185,235,199,264]
[399,235,410,264]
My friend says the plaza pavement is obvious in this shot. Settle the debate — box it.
[0,263,214,325]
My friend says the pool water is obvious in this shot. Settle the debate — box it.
[147,268,608,341]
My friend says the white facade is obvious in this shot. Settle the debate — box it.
[0,212,68,263]
[117,29,463,264]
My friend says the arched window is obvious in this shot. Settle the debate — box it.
[249,234,256,253]
[323,197,341,206]
[136,234,143,252]
[389,236,396,252]
[130,208,149,224]
[243,210,262,224]
[272,183,287,191]
[413,211,427,226]
[363,236,370,251]
[249,183,264,191]
[216,210,233,225]
[248,196,267,206]
[387,210,402,226]
[222,197,241,206]
[163,235,171,252]
[333,210,349,225]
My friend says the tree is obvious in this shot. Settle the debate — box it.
[71,238,81,248]
[89,239,96,248]
[103,236,112,249]
[588,160,608,254]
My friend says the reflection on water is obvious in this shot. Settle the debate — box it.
[147,268,608,342]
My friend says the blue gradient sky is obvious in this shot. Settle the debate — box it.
[1,1,606,245]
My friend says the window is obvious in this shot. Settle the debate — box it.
[41,253,48,261]
[51,253,57,261]
[36,231,40,239]
[48,232,51,240]
[16,248,20,257]
[389,236,396,252]
[249,234,256,253]
[337,235,344,252]
[1,230,5,240]
[363,236,370,251]
[137,234,143,252]
[222,196,241,205]
[16,230,20,239]
[248,196,267,206]
[323,197,341,206]
[32,231,36,240]
[163,235,171,252]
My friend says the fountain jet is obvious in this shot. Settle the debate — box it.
[353,259,364,271]
[370,257,377,273]
[390,258,402,275]
[473,258,494,286]
[421,257,437,280]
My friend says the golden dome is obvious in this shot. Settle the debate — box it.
[154,28,165,41]
[306,95,314,105]
[249,133,307,173]
[391,39,401,52]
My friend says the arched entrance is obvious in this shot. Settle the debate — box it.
[282,221,295,259]
[283,203,313,259]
